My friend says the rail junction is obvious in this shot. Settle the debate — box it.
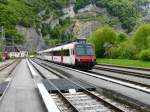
[0,58,149,112]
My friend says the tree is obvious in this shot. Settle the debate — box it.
[89,26,117,57]
[96,0,139,32]
[139,49,150,61]
[117,40,137,59]
[5,28,24,44]
[116,32,128,43]
[133,24,150,51]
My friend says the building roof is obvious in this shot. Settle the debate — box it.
[4,46,20,52]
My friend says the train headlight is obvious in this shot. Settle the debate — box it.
[78,57,80,61]
[76,57,80,61]
[92,58,96,62]
[92,58,94,62]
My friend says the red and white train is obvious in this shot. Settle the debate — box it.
[38,39,96,70]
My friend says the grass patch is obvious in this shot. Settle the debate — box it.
[97,58,150,68]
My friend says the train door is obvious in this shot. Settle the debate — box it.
[70,48,75,65]
[52,50,54,62]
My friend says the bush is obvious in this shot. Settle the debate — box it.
[74,0,92,12]
[118,41,137,59]
[89,26,117,58]
[107,41,137,59]
[5,28,24,44]
[133,24,150,51]
[139,49,150,61]
[108,47,120,58]
[116,32,128,43]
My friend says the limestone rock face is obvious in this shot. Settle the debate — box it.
[16,25,46,51]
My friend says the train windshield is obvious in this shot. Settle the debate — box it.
[76,45,95,56]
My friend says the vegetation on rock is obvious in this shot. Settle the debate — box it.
[89,24,150,61]
[0,0,150,59]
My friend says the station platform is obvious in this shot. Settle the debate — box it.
[0,60,46,112]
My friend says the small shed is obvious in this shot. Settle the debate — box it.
[4,46,20,58]
[4,46,28,58]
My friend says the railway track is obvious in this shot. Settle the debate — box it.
[0,60,17,72]
[91,65,150,93]
[36,59,150,94]
[94,64,150,79]
[51,92,113,112]
[30,59,140,112]
[97,64,150,71]
[34,58,150,111]
[0,59,21,101]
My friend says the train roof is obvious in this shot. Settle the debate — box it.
[38,41,92,54]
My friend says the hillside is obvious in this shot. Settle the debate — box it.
[0,0,150,50]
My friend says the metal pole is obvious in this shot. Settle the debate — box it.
[1,26,5,52]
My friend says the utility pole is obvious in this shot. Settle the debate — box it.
[0,26,5,53]
[12,36,15,52]
[1,26,5,41]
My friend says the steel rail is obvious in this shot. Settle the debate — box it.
[89,70,150,89]
[34,58,150,111]
[94,66,150,79]
[29,59,80,112]
[97,64,150,71]
[27,59,61,112]
[37,59,150,94]
[32,59,126,112]
[0,60,17,71]
[0,60,21,102]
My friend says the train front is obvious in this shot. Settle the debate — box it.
[75,43,96,70]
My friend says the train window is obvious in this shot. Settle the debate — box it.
[50,51,53,56]
[53,51,55,56]
[85,45,94,55]
[76,46,85,56]
[53,50,61,56]
[76,45,94,56]
[63,49,70,56]
[44,52,49,55]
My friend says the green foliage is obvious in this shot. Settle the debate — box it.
[96,0,139,32]
[0,52,2,61]
[0,0,8,4]
[0,0,39,28]
[117,41,137,59]
[5,28,24,44]
[73,0,148,32]
[89,26,117,58]
[29,48,37,56]
[108,47,120,58]
[74,0,92,12]
[116,32,128,43]
[0,0,148,47]
[89,24,150,60]
[108,40,137,59]
[0,0,67,45]
[139,49,150,61]
[42,17,75,46]
[0,0,43,45]
[133,24,150,51]
[97,58,150,68]
[44,39,62,47]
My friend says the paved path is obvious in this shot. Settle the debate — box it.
[0,59,46,112]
